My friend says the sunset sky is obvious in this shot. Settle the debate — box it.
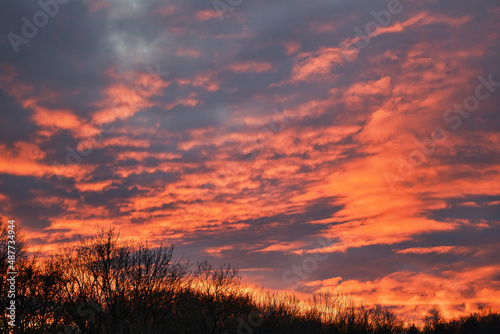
[1,0,500,322]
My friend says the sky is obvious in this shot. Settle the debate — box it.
[1,0,500,322]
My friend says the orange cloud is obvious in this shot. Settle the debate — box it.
[195,10,219,22]
[225,61,275,73]
[396,246,473,255]
[290,47,355,82]
[312,265,500,322]
[176,47,203,58]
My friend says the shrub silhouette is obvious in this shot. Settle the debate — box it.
[55,228,190,333]
[0,218,499,334]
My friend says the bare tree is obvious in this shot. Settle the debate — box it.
[193,260,252,334]
[54,227,190,334]
[424,305,444,333]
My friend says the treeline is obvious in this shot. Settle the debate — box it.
[1,218,499,334]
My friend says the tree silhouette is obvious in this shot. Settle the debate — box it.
[1,218,499,334]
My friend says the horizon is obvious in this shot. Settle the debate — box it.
[1,0,500,324]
